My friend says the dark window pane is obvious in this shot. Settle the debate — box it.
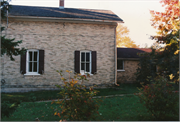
[34,52,37,61]
[117,60,123,70]
[29,52,32,61]
[34,62,37,72]
[86,52,90,62]
[81,52,85,62]
[86,63,90,72]
[81,63,85,70]
[29,62,32,72]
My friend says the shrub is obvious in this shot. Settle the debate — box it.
[51,70,101,121]
[1,100,20,118]
[138,76,179,120]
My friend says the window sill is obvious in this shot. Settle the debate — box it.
[80,73,93,76]
[24,73,41,76]
[117,70,125,72]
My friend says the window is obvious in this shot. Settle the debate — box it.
[74,51,96,74]
[26,50,39,74]
[80,51,91,74]
[117,59,124,71]
[20,49,44,75]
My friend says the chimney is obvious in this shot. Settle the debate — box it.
[59,0,64,9]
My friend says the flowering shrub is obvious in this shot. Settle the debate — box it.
[51,70,101,121]
[138,76,179,120]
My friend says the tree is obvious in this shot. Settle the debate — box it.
[150,0,179,43]
[151,42,165,50]
[1,0,26,61]
[136,49,157,84]
[1,1,25,118]
[116,23,139,48]
[136,0,179,84]
[150,0,179,83]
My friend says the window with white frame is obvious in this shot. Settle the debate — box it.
[117,59,124,71]
[80,51,91,74]
[26,49,39,74]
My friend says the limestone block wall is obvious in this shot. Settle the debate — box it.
[1,20,116,90]
[117,60,139,83]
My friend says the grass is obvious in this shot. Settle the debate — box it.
[97,83,140,96]
[1,83,140,103]
[1,95,179,121]
[96,95,179,121]
[1,83,179,121]
[1,90,62,103]
[1,101,60,121]
[97,95,154,121]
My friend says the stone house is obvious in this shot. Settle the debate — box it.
[1,0,123,92]
[117,48,152,83]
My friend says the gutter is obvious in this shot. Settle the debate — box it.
[8,16,124,25]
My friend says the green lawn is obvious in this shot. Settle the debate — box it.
[1,90,62,103]
[97,83,140,96]
[1,83,179,121]
[1,95,179,121]
[1,83,140,103]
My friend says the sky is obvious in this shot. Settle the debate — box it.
[9,0,165,47]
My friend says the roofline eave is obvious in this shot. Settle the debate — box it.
[8,16,124,25]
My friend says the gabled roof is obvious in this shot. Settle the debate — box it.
[8,5,123,22]
[117,48,152,59]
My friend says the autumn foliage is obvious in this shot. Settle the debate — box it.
[147,0,179,83]
[116,24,139,48]
[51,70,101,121]
[150,0,179,42]
[137,1,179,120]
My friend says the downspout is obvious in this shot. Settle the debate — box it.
[114,23,118,86]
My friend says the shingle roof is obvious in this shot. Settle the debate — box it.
[117,48,152,59]
[8,5,123,22]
